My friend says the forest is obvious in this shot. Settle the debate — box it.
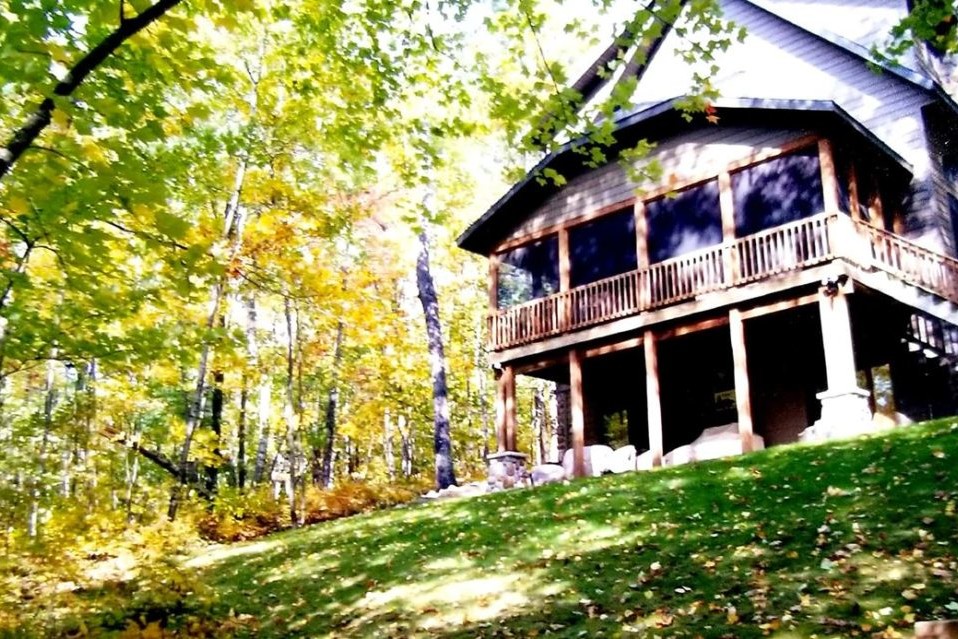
[1,0,954,635]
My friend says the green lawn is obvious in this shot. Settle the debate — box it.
[174,421,958,636]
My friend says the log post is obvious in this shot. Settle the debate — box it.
[559,229,572,329]
[719,171,739,285]
[569,349,586,477]
[819,138,841,213]
[494,366,516,453]
[819,284,859,392]
[847,161,861,220]
[634,201,651,308]
[644,330,664,467]
[502,365,517,451]
[805,280,873,441]
[729,308,755,453]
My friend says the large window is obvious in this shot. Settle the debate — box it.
[497,236,559,309]
[732,147,824,236]
[646,179,723,263]
[569,208,638,287]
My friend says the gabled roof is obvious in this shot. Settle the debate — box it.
[457,98,913,255]
[458,0,949,256]
[571,0,938,115]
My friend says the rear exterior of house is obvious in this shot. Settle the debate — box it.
[458,0,958,477]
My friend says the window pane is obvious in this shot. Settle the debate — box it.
[646,179,723,263]
[497,236,559,309]
[569,209,637,287]
[732,148,824,236]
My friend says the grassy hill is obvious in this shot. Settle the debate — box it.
[114,421,958,637]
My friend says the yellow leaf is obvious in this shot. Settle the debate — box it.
[6,196,29,214]
[52,109,70,131]
[141,621,163,639]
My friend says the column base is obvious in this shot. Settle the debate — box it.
[800,387,873,442]
[486,452,529,491]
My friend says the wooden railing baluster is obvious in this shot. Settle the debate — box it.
[489,212,958,350]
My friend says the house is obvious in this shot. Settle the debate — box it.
[458,0,958,478]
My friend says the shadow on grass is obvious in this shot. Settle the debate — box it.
[177,420,958,637]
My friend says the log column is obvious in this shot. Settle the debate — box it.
[634,201,651,308]
[729,309,755,453]
[819,138,841,213]
[719,171,739,284]
[805,281,873,441]
[559,229,572,328]
[569,349,586,477]
[644,330,664,467]
[504,365,517,451]
[495,366,517,452]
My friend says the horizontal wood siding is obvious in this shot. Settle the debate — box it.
[754,0,917,71]
[502,126,803,244]
[635,0,945,251]
[494,0,952,255]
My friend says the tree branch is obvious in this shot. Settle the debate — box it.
[0,0,184,182]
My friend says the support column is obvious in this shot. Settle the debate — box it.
[504,365,517,451]
[644,330,664,467]
[634,201,651,307]
[819,138,841,213]
[559,229,572,328]
[569,349,586,477]
[719,171,739,284]
[820,286,858,391]
[804,282,873,440]
[495,366,517,453]
[729,309,755,453]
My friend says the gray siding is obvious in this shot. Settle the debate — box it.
[503,0,957,255]
[638,0,945,251]
[504,126,805,243]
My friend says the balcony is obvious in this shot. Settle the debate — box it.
[489,212,958,351]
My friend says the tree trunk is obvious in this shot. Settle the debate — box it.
[533,384,546,466]
[205,370,224,496]
[237,384,248,490]
[398,415,413,477]
[124,421,142,523]
[28,356,58,537]
[168,286,220,520]
[283,297,299,526]
[251,302,272,485]
[0,0,185,182]
[384,410,395,480]
[415,230,456,489]
[548,383,559,463]
[476,321,490,461]
[319,321,344,487]
[167,37,263,518]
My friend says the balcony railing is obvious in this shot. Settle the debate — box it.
[489,212,958,350]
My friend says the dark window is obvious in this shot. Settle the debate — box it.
[646,179,723,263]
[497,236,559,309]
[569,209,637,287]
[732,147,824,236]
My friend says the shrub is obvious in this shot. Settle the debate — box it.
[197,481,424,542]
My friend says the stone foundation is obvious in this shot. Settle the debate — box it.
[801,387,873,441]
[555,384,571,458]
[487,451,529,491]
